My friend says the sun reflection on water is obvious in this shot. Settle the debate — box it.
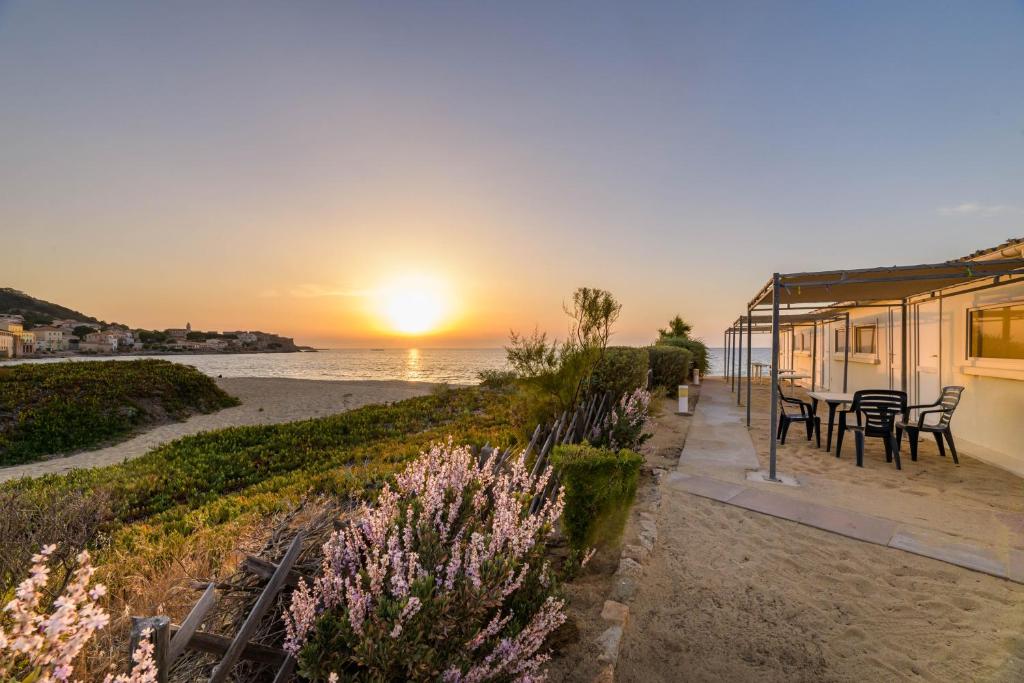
[405,348,422,381]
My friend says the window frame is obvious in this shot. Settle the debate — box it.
[967,301,1024,362]
[854,324,877,356]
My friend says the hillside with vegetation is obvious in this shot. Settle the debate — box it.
[0,287,103,327]
[0,359,239,465]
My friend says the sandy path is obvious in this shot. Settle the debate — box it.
[0,377,435,482]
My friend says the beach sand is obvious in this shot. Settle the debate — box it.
[614,380,1024,682]
[617,491,1024,682]
[0,377,435,482]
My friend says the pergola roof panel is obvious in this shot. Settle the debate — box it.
[750,258,1024,308]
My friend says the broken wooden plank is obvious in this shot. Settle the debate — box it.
[209,532,305,682]
[168,583,218,663]
[241,555,306,587]
[174,629,287,667]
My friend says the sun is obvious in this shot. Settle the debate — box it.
[376,275,451,335]
[384,290,443,334]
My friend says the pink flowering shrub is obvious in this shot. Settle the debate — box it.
[284,440,566,682]
[590,388,651,452]
[0,545,157,683]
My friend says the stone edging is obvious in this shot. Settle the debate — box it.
[592,467,667,682]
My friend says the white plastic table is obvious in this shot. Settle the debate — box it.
[808,391,854,452]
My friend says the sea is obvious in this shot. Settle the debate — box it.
[2,348,508,385]
[4,346,770,384]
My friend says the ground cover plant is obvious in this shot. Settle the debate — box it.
[0,359,239,465]
[285,441,566,682]
[0,386,526,676]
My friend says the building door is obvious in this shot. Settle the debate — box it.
[915,300,941,410]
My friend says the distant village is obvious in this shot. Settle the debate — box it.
[0,316,306,359]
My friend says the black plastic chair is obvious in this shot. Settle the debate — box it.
[895,386,965,464]
[836,390,907,469]
[777,385,821,447]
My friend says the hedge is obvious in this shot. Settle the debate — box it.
[551,443,644,549]
[647,345,692,397]
[590,346,648,397]
[656,336,710,375]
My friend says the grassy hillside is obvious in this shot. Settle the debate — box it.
[0,287,103,327]
[0,359,239,465]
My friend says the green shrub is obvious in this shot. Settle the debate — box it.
[590,346,648,397]
[0,359,239,465]
[551,444,644,549]
[647,345,693,397]
[656,336,709,375]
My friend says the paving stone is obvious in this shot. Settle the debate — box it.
[889,529,1008,578]
[1008,548,1024,584]
[600,600,629,625]
[728,488,814,521]
[803,503,898,546]
[665,473,746,502]
[595,625,623,663]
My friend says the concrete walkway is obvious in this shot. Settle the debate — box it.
[671,380,1024,584]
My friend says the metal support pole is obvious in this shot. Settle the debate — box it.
[731,324,739,393]
[723,329,728,380]
[737,317,743,406]
[768,274,781,481]
[746,310,753,426]
[900,299,908,393]
[811,322,817,391]
[843,312,850,393]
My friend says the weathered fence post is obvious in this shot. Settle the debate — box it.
[129,615,171,683]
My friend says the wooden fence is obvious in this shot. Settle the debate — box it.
[128,387,627,681]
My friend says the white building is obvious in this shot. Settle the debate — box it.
[0,329,15,358]
[82,331,118,353]
[743,237,1024,476]
[33,326,70,352]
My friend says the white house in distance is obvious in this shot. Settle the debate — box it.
[80,330,119,353]
[742,237,1024,477]
[32,326,71,352]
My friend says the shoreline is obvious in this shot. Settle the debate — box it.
[0,377,439,482]
[0,348,315,363]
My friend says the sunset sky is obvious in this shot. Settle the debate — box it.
[2,2,1022,347]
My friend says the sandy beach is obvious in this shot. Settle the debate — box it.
[0,377,435,482]
[614,380,1024,681]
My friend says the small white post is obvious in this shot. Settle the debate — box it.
[692,368,701,385]
[678,385,690,414]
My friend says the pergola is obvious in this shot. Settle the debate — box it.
[732,257,1024,482]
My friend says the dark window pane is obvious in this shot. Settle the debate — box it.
[970,305,1024,359]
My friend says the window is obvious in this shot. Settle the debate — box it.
[854,325,876,355]
[969,304,1024,360]
[834,329,846,352]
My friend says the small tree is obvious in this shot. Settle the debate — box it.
[658,315,692,340]
[505,287,622,413]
